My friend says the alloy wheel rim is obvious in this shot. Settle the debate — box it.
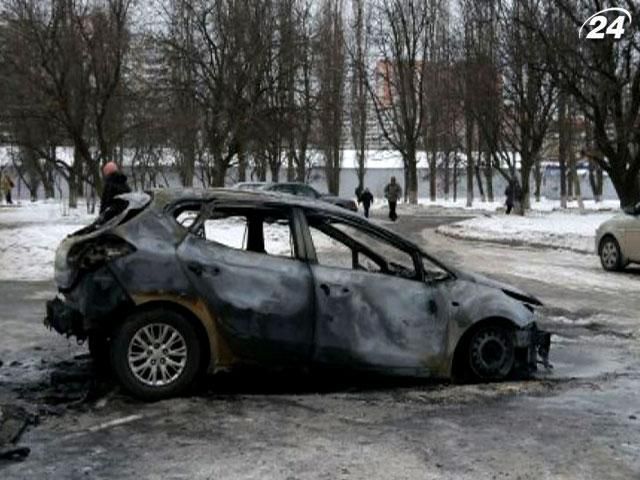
[602,242,617,268]
[127,323,188,387]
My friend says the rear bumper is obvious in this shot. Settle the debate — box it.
[45,297,84,337]
[45,266,133,338]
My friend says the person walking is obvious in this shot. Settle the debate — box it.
[504,181,514,215]
[505,180,522,215]
[1,170,15,205]
[384,176,402,221]
[100,161,131,215]
[360,187,374,218]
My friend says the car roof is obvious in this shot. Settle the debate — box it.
[153,187,337,213]
[150,187,417,250]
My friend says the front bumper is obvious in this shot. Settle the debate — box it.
[514,323,552,373]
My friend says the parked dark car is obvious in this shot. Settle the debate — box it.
[46,189,551,400]
[233,181,268,191]
[260,182,358,211]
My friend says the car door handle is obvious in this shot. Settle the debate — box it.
[320,284,330,296]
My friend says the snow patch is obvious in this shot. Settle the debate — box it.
[436,211,615,253]
[0,202,95,281]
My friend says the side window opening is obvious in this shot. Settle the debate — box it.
[198,208,296,259]
[308,226,353,269]
[307,215,417,279]
[422,256,450,282]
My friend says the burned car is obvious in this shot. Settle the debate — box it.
[46,189,551,400]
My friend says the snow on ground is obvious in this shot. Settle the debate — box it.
[435,210,615,253]
[0,201,94,282]
[371,196,620,214]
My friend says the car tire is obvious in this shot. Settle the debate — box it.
[468,325,515,381]
[599,236,623,271]
[110,309,201,400]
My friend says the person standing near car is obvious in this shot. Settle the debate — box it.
[384,176,402,221]
[100,161,131,214]
[1,169,15,205]
[360,187,374,218]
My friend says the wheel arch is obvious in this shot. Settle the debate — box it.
[450,316,518,380]
[598,233,626,267]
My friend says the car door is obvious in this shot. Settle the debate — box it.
[176,205,315,364]
[303,214,449,375]
[623,213,640,261]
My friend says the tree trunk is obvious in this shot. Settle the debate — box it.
[453,154,458,202]
[407,145,418,204]
[238,145,247,182]
[588,161,603,203]
[534,156,542,203]
[443,152,450,201]
[557,89,568,207]
[475,153,485,202]
[465,116,474,207]
[484,151,493,202]
[429,149,437,201]
[611,170,640,208]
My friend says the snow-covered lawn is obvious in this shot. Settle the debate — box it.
[0,201,94,282]
[372,196,620,213]
[436,211,615,253]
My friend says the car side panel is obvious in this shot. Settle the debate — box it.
[310,265,450,376]
[623,216,640,262]
[176,235,316,365]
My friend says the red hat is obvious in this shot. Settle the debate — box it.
[102,162,118,177]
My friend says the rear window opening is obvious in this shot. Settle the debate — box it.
[71,193,151,237]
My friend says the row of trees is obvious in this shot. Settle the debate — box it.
[0,0,638,212]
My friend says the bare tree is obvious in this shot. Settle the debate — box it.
[349,0,369,192]
[368,0,440,204]
[1,0,133,207]
[316,0,346,195]
[495,0,557,213]
[529,0,639,208]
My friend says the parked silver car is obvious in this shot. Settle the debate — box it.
[596,203,640,271]
[46,189,551,400]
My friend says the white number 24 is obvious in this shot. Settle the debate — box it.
[586,15,626,39]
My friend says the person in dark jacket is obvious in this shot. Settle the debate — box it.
[504,179,522,215]
[360,188,374,218]
[100,162,131,215]
[505,182,514,215]
[383,176,402,221]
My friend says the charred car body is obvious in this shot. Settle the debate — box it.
[46,189,551,400]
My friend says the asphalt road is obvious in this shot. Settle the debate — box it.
[1,207,639,479]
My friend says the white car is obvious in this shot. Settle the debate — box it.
[596,203,640,271]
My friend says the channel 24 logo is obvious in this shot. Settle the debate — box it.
[579,7,632,39]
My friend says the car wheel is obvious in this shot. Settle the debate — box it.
[110,309,201,400]
[468,325,515,381]
[599,236,623,271]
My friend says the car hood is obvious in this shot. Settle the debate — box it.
[598,212,635,230]
[453,269,543,306]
